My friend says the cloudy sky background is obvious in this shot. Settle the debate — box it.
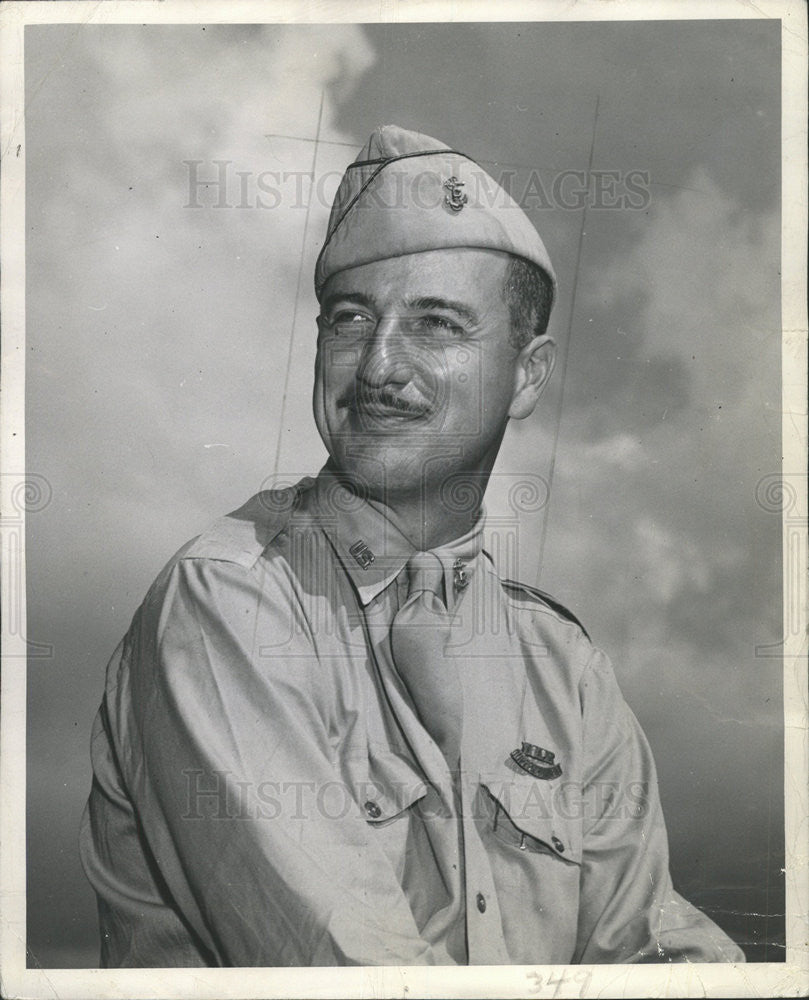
[24,20,783,966]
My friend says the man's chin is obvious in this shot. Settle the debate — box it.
[325,444,452,498]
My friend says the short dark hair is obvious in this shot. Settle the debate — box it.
[502,256,554,350]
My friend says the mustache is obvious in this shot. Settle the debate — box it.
[337,385,431,415]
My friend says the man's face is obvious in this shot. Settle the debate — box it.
[313,247,528,501]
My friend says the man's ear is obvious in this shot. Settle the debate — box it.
[508,335,557,420]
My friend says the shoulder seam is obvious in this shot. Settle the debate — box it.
[176,483,310,570]
[500,579,590,639]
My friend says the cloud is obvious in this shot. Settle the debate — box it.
[27,25,376,532]
[513,166,782,730]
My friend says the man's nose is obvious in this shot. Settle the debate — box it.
[357,316,418,387]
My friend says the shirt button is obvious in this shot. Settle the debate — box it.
[364,801,382,819]
[476,892,486,913]
[551,835,565,853]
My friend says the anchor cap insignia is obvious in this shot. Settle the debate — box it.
[443,175,468,213]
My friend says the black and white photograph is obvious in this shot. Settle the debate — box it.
[1,1,806,998]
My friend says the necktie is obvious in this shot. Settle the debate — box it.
[390,552,463,771]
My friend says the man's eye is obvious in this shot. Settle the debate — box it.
[329,312,375,337]
[413,315,465,337]
[333,311,368,324]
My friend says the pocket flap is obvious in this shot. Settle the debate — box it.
[480,773,582,864]
[342,747,429,823]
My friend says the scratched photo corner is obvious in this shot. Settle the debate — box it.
[11,7,792,989]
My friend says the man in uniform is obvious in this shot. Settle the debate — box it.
[80,125,744,966]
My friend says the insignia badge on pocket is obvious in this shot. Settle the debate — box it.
[510,741,562,780]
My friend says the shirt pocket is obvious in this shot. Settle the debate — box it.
[339,748,432,885]
[479,775,582,866]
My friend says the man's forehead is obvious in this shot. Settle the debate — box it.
[321,247,509,298]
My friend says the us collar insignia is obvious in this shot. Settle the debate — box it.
[443,176,468,213]
[349,539,375,570]
[510,742,562,780]
[453,559,468,591]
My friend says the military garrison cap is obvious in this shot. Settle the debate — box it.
[315,124,556,299]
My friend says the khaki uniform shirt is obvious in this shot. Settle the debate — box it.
[80,470,744,966]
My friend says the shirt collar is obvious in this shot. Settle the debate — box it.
[307,465,485,607]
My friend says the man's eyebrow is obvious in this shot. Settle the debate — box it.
[407,296,480,327]
[320,291,376,315]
